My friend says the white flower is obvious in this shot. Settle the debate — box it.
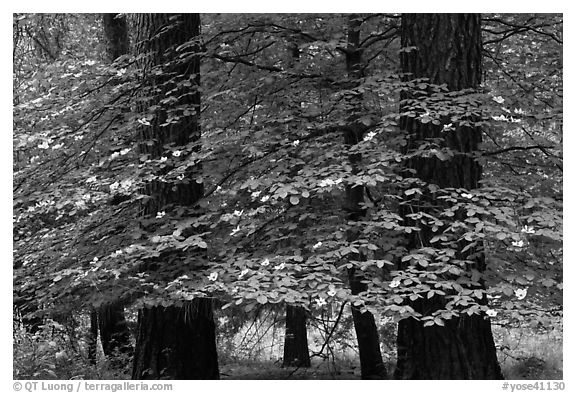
[38,141,50,149]
[231,225,241,236]
[208,272,218,281]
[109,182,120,191]
[233,210,243,217]
[312,241,322,250]
[261,195,270,202]
[512,240,524,248]
[251,191,261,198]
[521,225,535,234]
[74,135,84,141]
[52,143,64,150]
[261,258,270,266]
[160,156,168,162]
[292,140,300,146]
[274,262,285,270]
[492,96,505,104]
[137,118,151,126]
[110,152,120,160]
[172,150,182,157]
[156,211,166,219]
[443,123,454,131]
[177,174,185,181]
[334,178,343,184]
[363,131,377,142]
[239,269,249,279]
[92,257,99,263]
[116,68,126,76]
[27,206,36,212]
[491,115,508,122]
[327,289,337,297]
[513,108,526,115]
[390,279,401,288]
[315,297,327,307]
[120,148,131,155]
[514,288,527,300]
[86,176,97,183]
[461,193,473,199]
[319,178,335,188]
[486,309,498,317]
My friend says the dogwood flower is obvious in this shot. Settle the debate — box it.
[137,118,151,126]
[492,96,505,104]
[312,241,322,250]
[390,279,401,288]
[239,269,249,279]
[274,262,286,270]
[514,288,527,300]
[172,150,182,157]
[261,258,270,266]
[486,309,498,317]
[327,289,337,297]
[521,225,535,234]
[156,211,166,219]
[363,131,377,142]
[315,297,327,307]
[292,140,300,146]
[512,240,524,248]
[208,272,218,281]
[461,193,473,199]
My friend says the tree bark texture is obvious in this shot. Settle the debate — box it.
[343,15,387,380]
[132,304,219,379]
[394,13,503,380]
[131,13,219,380]
[102,13,129,62]
[283,305,311,367]
[98,302,132,358]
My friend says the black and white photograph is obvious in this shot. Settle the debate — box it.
[12,10,563,385]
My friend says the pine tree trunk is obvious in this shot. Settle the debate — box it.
[394,13,503,380]
[343,15,387,380]
[283,305,310,367]
[102,13,129,62]
[131,13,219,380]
[88,308,99,364]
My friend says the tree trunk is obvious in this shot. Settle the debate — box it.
[394,13,503,380]
[102,13,129,62]
[98,302,132,358]
[132,302,219,379]
[131,13,219,380]
[88,309,98,364]
[98,13,133,363]
[283,305,310,367]
[343,15,387,380]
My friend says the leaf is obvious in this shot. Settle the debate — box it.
[289,196,299,205]
[256,294,267,304]
[197,241,208,249]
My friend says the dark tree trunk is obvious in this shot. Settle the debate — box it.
[98,13,132,362]
[132,302,219,379]
[88,309,99,364]
[102,13,129,62]
[283,305,310,368]
[98,302,132,358]
[394,13,503,380]
[343,15,387,380]
[131,13,219,380]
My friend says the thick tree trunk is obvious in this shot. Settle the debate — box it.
[132,301,219,379]
[102,13,129,62]
[131,13,219,380]
[98,302,132,358]
[394,13,503,380]
[343,15,387,380]
[282,305,310,368]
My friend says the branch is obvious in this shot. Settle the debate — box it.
[483,144,556,157]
